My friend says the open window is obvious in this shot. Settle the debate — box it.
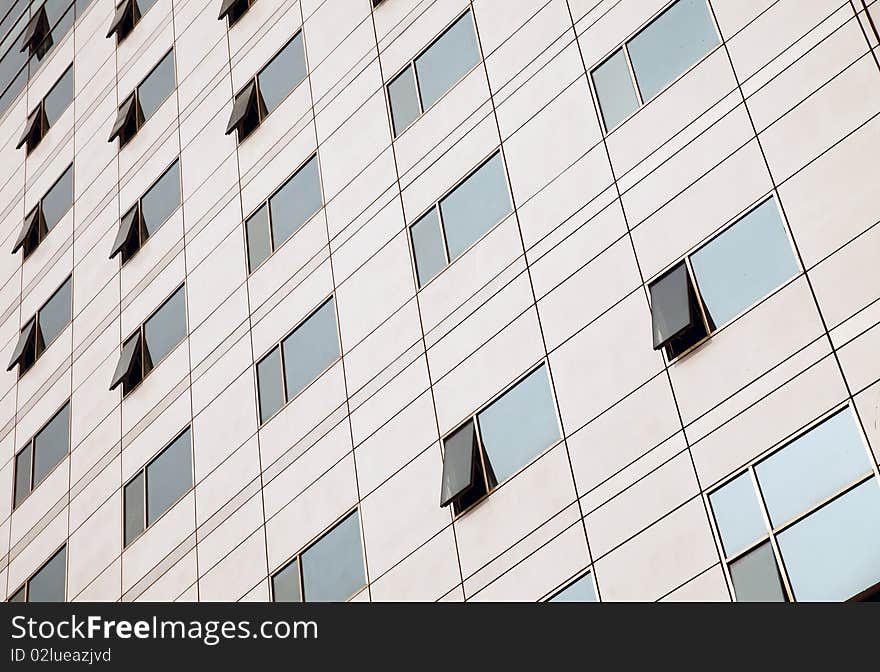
[218,0,253,26]
[12,206,45,259]
[440,420,495,516]
[108,92,142,146]
[109,203,141,262]
[7,277,72,377]
[21,5,51,59]
[225,79,262,140]
[108,50,175,147]
[17,104,47,154]
[11,165,73,259]
[648,261,710,359]
[106,0,141,43]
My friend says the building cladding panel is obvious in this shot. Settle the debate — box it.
[0,0,879,603]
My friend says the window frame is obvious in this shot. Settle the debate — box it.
[440,361,563,517]
[17,61,72,154]
[122,426,194,548]
[406,148,513,289]
[10,274,72,377]
[270,508,367,603]
[384,8,481,138]
[12,400,70,510]
[219,0,255,28]
[255,295,341,425]
[8,544,67,602]
[544,569,599,602]
[646,195,801,363]
[244,151,323,274]
[111,47,175,147]
[16,163,73,259]
[705,405,880,602]
[587,0,722,133]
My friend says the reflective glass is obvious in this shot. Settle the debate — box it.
[138,50,175,120]
[414,11,479,109]
[388,66,420,136]
[14,444,31,508]
[591,49,639,130]
[44,64,72,125]
[257,347,284,424]
[28,547,66,602]
[281,298,339,399]
[410,209,446,287]
[301,511,365,602]
[32,403,69,486]
[709,472,767,557]
[146,429,192,525]
[143,286,187,365]
[38,277,71,346]
[140,161,180,236]
[272,559,301,602]
[124,471,145,546]
[42,164,73,230]
[245,204,272,272]
[269,155,322,247]
[258,33,307,114]
[729,542,787,602]
[549,573,597,602]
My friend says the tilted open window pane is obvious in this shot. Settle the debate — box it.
[690,200,798,328]
[272,558,301,602]
[729,542,787,602]
[649,262,696,350]
[27,546,66,602]
[38,276,71,347]
[300,511,365,602]
[137,50,175,121]
[143,286,187,366]
[708,472,766,557]
[440,420,477,507]
[43,63,72,125]
[627,0,719,102]
[439,152,511,260]
[124,471,145,546]
[591,49,639,131]
[146,429,192,525]
[245,204,271,271]
[269,155,321,247]
[410,209,446,287]
[414,11,479,110]
[258,32,307,114]
[777,479,880,601]
[477,365,560,483]
[549,573,597,602]
[140,160,180,237]
[32,402,69,486]
[256,347,284,424]
[281,298,339,400]
[41,164,73,231]
[755,410,871,528]
[388,66,420,136]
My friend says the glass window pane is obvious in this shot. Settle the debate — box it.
[626,0,719,101]
[709,472,767,557]
[258,33,307,114]
[28,547,66,602]
[282,298,339,399]
[410,209,446,287]
[138,50,175,121]
[549,572,597,602]
[32,403,69,486]
[778,479,880,601]
[301,511,365,602]
[477,365,560,483]
[38,277,71,346]
[591,49,639,131]
[124,471,145,546]
[272,558,301,602]
[388,66,420,136]
[140,160,180,236]
[245,204,271,271]
[43,64,72,125]
[729,542,786,602]
[690,199,799,327]
[146,429,192,524]
[269,155,322,247]
[9,585,26,602]
[257,347,284,424]
[143,286,187,365]
[440,420,477,506]
[649,262,693,349]
[42,164,73,231]
[440,153,511,261]
[14,444,32,508]
[136,0,158,14]
[414,11,479,109]
[756,410,871,527]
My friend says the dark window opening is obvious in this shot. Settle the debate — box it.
[648,261,711,360]
[440,420,495,516]
[219,0,252,25]
[106,0,141,43]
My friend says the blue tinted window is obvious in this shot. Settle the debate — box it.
[281,298,339,399]
[388,66,420,136]
[410,209,446,287]
[690,199,798,327]
[32,403,69,486]
[138,50,175,121]
[143,286,187,364]
[38,277,72,346]
[146,429,192,525]
[440,153,511,260]
[257,347,284,424]
[272,558,301,602]
[591,49,639,130]
[245,204,271,272]
[42,164,73,231]
[269,155,322,247]
[258,33,307,114]
[477,365,560,483]
[627,0,718,101]
[300,511,365,602]
[709,472,766,557]
[27,547,66,602]
[415,11,479,109]
[549,573,597,602]
[140,161,180,236]
[44,64,73,125]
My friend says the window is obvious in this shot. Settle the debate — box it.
[108,48,175,147]
[106,0,158,43]
[110,159,180,263]
[272,510,366,602]
[409,151,511,287]
[386,10,480,136]
[9,546,66,602]
[124,428,193,546]
[440,364,560,515]
[548,572,598,602]
[226,33,307,141]
[245,154,322,271]
[649,198,798,359]
[13,401,70,509]
[6,275,72,376]
[16,62,72,153]
[256,297,339,424]
[590,0,719,131]
[25,1,76,65]
[218,0,253,27]
[708,409,880,602]
[12,163,73,258]
[109,285,187,395]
